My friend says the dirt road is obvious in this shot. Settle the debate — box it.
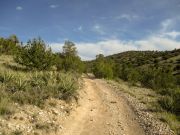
[59,78,145,135]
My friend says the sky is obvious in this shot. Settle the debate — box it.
[0,0,180,60]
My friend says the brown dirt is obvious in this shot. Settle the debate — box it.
[59,78,145,135]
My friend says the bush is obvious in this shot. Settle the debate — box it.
[0,71,14,84]
[152,69,175,90]
[127,69,140,85]
[56,73,78,100]
[139,67,155,88]
[93,54,114,79]
[62,55,84,73]
[158,88,180,115]
[158,96,175,112]
[15,38,55,70]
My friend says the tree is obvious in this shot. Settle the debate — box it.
[93,54,114,79]
[15,38,55,70]
[63,41,77,56]
[56,41,84,73]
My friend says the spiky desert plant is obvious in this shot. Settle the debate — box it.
[57,73,78,100]
[0,71,14,84]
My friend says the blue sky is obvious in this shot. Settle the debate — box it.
[0,0,180,59]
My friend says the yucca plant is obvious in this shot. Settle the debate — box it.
[0,71,14,84]
[14,77,28,91]
[57,73,78,100]
[29,72,46,87]
[41,71,57,85]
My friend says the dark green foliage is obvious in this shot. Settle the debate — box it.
[62,41,77,56]
[93,54,114,79]
[139,67,155,88]
[158,89,180,115]
[115,64,129,81]
[159,96,174,112]
[0,35,20,55]
[15,38,55,70]
[153,69,175,90]
[62,55,84,73]
[56,41,85,73]
[127,68,140,85]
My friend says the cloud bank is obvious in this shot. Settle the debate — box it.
[49,35,180,60]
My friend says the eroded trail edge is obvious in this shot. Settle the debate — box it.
[60,78,145,135]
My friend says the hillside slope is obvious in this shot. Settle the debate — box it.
[107,49,180,75]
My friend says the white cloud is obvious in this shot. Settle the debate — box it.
[16,6,23,11]
[49,36,180,60]
[161,16,180,32]
[92,24,105,35]
[49,5,59,9]
[161,19,171,30]
[135,36,180,50]
[162,31,180,39]
[115,14,138,21]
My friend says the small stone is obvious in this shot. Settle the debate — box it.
[106,122,110,125]
[110,101,117,104]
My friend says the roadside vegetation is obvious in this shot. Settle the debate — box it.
[87,49,180,134]
[0,35,84,116]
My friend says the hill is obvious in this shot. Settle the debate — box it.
[107,49,180,75]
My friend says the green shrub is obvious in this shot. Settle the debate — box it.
[15,38,55,70]
[56,73,78,100]
[127,69,140,85]
[139,67,155,88]
[158,88,180,115]
[0,71,14,84]
[158,96,175,112]
[56,41,85,73]
[29,72,47,87]
[152,69,175,90]
[93,54,114,79]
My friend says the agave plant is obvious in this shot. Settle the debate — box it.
[57,73,78,100]
[29,72,46,88]
[0,71,14,84]
[14,77,28,91]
